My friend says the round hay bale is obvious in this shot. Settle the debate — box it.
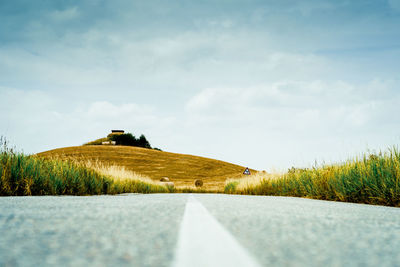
[195,179,203,187]
[160,177,170,182]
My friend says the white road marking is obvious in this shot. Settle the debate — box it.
[172,195,261,267]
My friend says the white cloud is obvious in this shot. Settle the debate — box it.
[388,0,400,11]
[49,7,79,21]
[0,28,331,95]
[186,81,360,117]
[291,1,336,16]
[85,101,152,120]
[195,18,235,29]
[181,79,400,169]
[0,89,175,153]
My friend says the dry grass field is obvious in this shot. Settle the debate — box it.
[37,146,255,191]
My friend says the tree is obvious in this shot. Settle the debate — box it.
[108,132,154,149]
[137,134,152,149]
[110,133,138,146]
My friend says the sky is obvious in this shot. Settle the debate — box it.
[1,0,400,171]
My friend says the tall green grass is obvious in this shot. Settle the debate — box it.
[225,148,400,207]
[0,138,172,196]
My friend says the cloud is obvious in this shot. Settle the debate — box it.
[0,88,175,153]
[388,0,400,12]
[181,79,400,169]
[185,79,400,139]
[49,7,79,21]
[0,26,331,103]
[84,101,152,120]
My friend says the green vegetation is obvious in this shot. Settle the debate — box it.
[84,132,161,150]
[110,133,152,148]
[0,138,172,196]
[225,148,400,207]
[224,180,239,194]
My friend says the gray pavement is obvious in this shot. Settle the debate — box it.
[0,194,187,267]
[197,194,400,267]
[1,194,400,267]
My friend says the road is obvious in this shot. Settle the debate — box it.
[0,194,399,266]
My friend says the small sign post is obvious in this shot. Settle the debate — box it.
[243,167,251,175]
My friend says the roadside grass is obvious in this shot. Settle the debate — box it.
[0,138,172,196]
[72,159,158,184]
[225,172,282,194]
[225,148,400,207]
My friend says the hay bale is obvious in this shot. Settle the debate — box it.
[160,177,170,182]
[195,179,203,187]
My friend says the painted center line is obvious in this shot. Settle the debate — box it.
[172,195,261,267]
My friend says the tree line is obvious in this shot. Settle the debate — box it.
[108,133,161,150]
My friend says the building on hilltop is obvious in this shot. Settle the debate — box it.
[107,130,125,139]
[102,141,116,145]
[111,130,125,134]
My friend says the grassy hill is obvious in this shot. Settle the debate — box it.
[37,146,255,191]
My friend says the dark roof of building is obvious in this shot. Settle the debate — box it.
[111,130,125,133]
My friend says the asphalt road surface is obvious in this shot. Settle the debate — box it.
[1,194,399,267]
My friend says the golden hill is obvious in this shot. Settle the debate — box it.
[37,146,256,191]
